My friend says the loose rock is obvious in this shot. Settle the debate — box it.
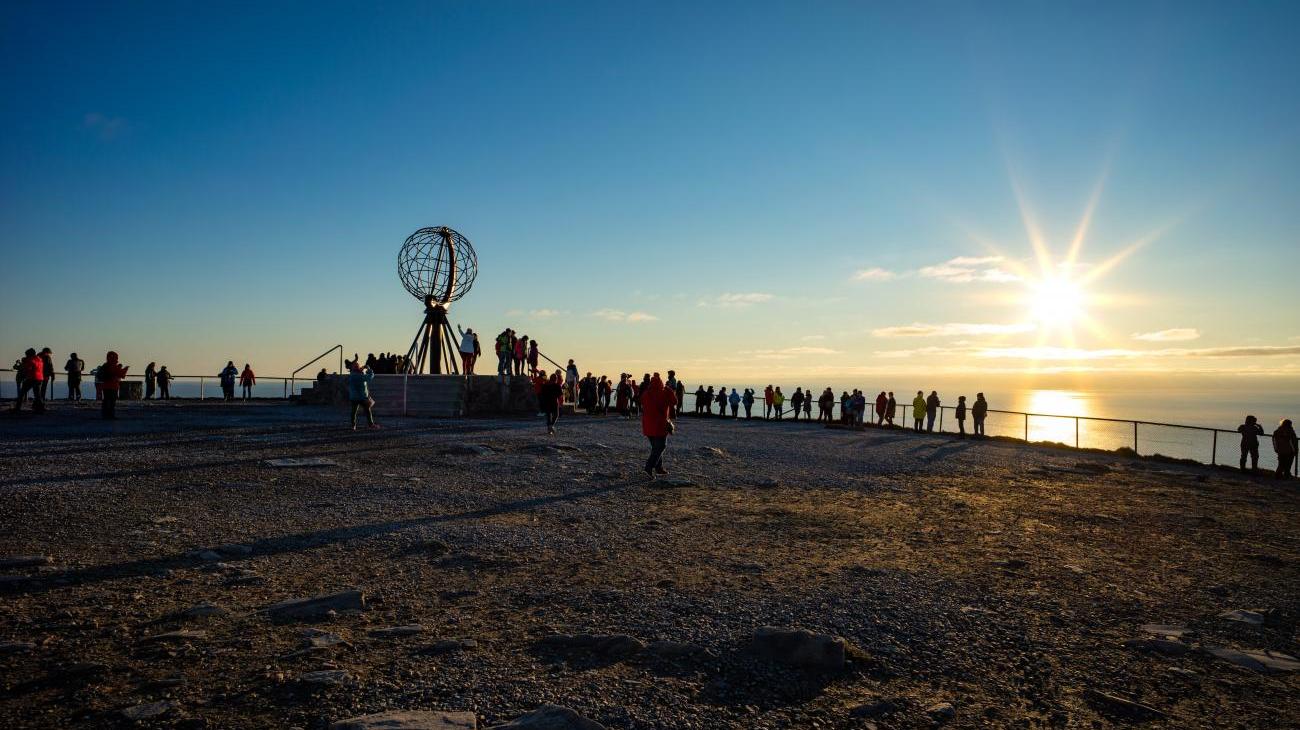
[330,711,478,729]
[370,625,424,639]
[259,590,366,620]
[488,705,605,729]
[750,626,850,670]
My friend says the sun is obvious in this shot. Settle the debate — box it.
[1026,274,1087,329]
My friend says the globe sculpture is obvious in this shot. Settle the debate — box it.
[399,227,478,374]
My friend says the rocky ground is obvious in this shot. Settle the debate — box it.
[0,400,1297,729]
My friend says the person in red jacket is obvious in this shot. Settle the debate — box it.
[98,351,129,420]
[640,372,679,480]
[240,364,256,400]
[12,348,45,414]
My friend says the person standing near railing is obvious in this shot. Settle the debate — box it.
[12,349,45,414]
[495,328,512,379]
[1273,419,1296,479]
[803,387,812,421]
[65,352,85,402]
[527,339,539,377]
[790,388,804,421]
[514,336,529,377]
[874,391,887,426]
[157,366,173,399]
[773,387,785,419]
[886,391,897,426]
[955,395,968,437]
[144,362,157,400]
[240,363,256,400]
[742,388,755,418]
[566,360,580,404]
[818,387,834,422]
[972,393,987,436]
[912,391,926,432]
[926,391,941,432]
[717,386,729,418]
[219,361,238,401]
[1237,415,1264,472]
[98,351,128,420]
[40,348,55,402]
[764,385,774,419]
[729,386,741,417]
[853,390,867,426]
[618,374,634,418]
[839,391,851,424]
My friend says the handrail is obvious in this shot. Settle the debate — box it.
[289,344,343,397]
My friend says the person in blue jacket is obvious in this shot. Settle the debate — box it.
[347,361,379,430]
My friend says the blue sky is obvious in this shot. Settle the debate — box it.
[2,1,1298,382]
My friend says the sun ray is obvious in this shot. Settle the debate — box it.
[1065,163,1109,269]
[1079,220,1176,285]
[1006,169,1056,277]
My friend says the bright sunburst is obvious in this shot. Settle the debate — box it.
[1026,274,1087,330]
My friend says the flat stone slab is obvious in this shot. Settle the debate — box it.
[138,630,206,644]
[1205,647,1300,673]
[297,669,353,686]
[1219,609,1266,625]
[370,625,424,639]
[488,705,605,729]
[259,590,365,620]
[1140,624,1192,638]
[331,711,477,729]
[265,457,338,468]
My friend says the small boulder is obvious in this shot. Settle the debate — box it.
[297,669,353,687]
[540,633,644,658]
[1205,647,1299,673]
[925,702,956,722]
[750,626,850,670]
[121,700,177,722]
[1123,638,1190,657]
[330,711,478,729]
[488,705,605,729]
[1219,609,1266,625]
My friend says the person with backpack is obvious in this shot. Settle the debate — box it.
[240,363,256,400]
[98,351,128,419]
[346,361,378,430]
[1238,415,1265,472]
[157,366,173,399]
[219,361,239,401]
[12,348,45,413]
[1273,419,1297,479]
[972,393,987,436]
[457,325,478,375]
[640,372,678,480]
[65,352,85,402]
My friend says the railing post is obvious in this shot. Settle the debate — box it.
[939,406,943,432]
[1133,422,1139,454]
[1024,412,1029,442]
[402,372,409,417]
[283,379,288,399]
[1210,431,1217,465]
[1075,417,1079,449]
[200,377,205,400]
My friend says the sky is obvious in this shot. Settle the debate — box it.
[2,1,1298,389]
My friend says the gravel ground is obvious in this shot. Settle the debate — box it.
[1,400,1297,729]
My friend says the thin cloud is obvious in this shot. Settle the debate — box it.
[591,308,657,323]
[741,346,840,360]
[1132,328,1200,342]
[528,308,563,319]
[853,267,897,282]
[872,322,1036,338]
[700,292,774,308]
[919,256,1021,284]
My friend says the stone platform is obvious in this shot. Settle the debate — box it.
[297,374,538,417]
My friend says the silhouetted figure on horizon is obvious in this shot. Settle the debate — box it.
[40,348,55,401]
[13,348,45,414]
[99,351,128,420]
[220,361,238,401]
[65,353,85,402]
[790,388,804,421]
[540,371,564,435]
[764,385,774,419]
[240,363,256,400]
[1238,415,1264,472]
[773,387,785,419]
[955,395,968,436]
[912,391,926,432]
[346,361,377,430]
[157,366,173,399]
[716,386,728,417]
[742,388,755,418]
[972,393,987,436]
[803,387,812,420]
[144,362,157,400]
[926,391,941,432]
[875,391,887,425]
[886,391,897,426]
[729,386,741,417]
[1274,419,1296,479]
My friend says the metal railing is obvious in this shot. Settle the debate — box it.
[676,394,1298,475]
[0,369,318,401]
[289,345,343,398]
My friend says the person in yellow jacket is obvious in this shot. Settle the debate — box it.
[773,387,786,420]
[912,390,927,432]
